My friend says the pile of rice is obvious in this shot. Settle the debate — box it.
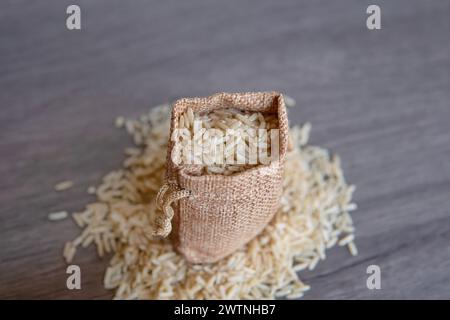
[173,107,279,175]
[62,102,357,299]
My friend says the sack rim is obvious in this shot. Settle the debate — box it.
[168,91,289,182]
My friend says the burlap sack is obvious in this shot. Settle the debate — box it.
[155,92,289,263]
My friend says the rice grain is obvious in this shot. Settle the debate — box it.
[54,180,74,191]
[48,211,68,221]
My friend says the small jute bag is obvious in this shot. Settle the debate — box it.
[155,92,289,263]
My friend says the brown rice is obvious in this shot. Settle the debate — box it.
[48,211,69,221]
[61,101,357,299]
[174,107,279,176]
[54,180,74,191]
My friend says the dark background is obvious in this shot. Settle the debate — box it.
[1,0,449,299]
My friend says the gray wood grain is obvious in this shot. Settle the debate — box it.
[1,0,449,299]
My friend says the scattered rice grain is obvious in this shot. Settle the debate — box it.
[348,241,358,256]
[87,186,96,194]
[54,180,74,191]
[48,211,68,221]
[115,116,125,128]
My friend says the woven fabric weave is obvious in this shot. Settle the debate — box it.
[158,92,289,263]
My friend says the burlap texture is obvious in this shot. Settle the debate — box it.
[158,92,288,263]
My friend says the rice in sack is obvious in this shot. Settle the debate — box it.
[154,92,289,263]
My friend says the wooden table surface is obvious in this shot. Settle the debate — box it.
[1,0,449,299]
